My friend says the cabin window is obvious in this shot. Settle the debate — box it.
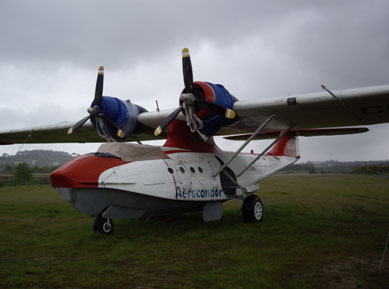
[190,167,195,173]
[198,167,203,173]
[179,167,185,173]
[167,168,174,174]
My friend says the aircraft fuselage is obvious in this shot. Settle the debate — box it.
[50,143,298,221]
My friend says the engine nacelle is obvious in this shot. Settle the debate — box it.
[180,81,235,136]
[91,96,147,140]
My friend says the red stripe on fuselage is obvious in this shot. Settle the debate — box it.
[50,154,126,189]
[164,150,191,155]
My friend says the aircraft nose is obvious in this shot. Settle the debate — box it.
[50,154,125,188]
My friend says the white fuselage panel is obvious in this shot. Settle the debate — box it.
[98,150,298,202]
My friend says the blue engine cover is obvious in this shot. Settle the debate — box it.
[91,96,143,139]
[199,82,235,136]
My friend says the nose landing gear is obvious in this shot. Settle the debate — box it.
[94,216,114,234]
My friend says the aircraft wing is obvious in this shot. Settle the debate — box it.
[139,84,389,136]
[0,121,167,145]
[0,85,388,145]
[216,84,389,135]
[0,111,172,145]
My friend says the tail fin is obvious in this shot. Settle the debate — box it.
[267,133,300,158]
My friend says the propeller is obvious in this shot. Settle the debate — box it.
[67,66,124,139]
[182,47,193,93]
[154,105,183,136]
[154,48,235,136]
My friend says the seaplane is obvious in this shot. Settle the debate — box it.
[0,48,388,234]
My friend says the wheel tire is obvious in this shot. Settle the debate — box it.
[242,195,264,223]
[94,217,114,234]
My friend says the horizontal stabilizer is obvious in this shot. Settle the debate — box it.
[224,127,369,141]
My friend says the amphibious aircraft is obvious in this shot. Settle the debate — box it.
[0,48,388,234]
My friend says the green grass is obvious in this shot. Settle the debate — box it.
[0,175,388,288]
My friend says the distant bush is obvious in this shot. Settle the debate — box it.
[14,163,33,184]
[0,163,52,186]
[353,165,389,175]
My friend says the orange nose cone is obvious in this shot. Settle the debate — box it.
[50,154,125,188]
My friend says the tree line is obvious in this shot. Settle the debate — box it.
[0,162,58,185]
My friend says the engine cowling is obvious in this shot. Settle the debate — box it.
[180,81,235,136]
[67,66,149,142]
[90,96,147,140]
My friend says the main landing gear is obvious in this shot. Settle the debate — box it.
[242,194,264,223]
[94,216,114,234]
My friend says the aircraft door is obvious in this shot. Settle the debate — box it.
[214,156,237,197]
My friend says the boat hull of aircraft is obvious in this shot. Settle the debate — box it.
[56,187,209,220]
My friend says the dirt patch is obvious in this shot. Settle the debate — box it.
[322,256,388,289]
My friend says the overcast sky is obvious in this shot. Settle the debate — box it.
[0,0,388,162]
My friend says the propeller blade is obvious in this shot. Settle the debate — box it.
[154,105,183,136]
[67,115,91,135]
[98,113,125,138]
[95,66,104,105]
[182,48,193,93]
[195,99,236,119]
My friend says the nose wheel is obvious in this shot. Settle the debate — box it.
[242,194,264,223]
[94,216,114,234]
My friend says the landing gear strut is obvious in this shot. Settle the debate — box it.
[94,216,114,234]
[242,194,264,223]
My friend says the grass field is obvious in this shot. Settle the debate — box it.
[0,174,388,289]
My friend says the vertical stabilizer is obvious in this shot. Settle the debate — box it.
[267,133,300,158]
[163,119,220,152]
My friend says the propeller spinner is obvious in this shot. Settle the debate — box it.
[154,48,236,136]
